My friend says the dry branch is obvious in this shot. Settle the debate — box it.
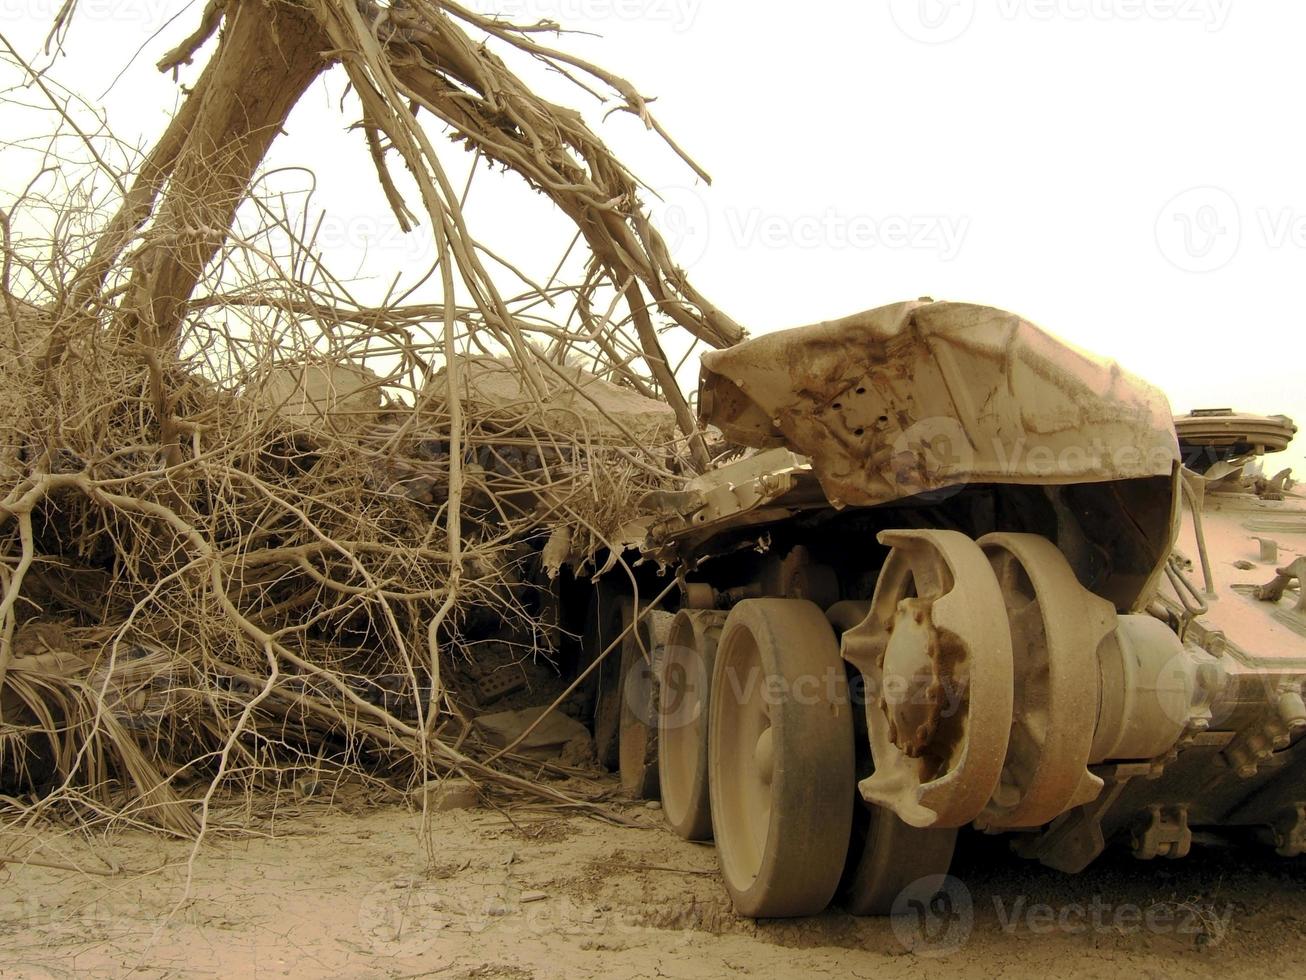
[0,0,735,838]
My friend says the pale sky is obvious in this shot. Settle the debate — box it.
[2,0,1302,474]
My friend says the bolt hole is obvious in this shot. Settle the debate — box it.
[832,402,842,410]
[856,387,867,395]
[878,415,888,423]
[855,428,865,437]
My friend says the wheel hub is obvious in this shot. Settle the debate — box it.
[841,528,1015,829]
[882,597,944,757]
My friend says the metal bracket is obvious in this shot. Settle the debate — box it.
[1132,804,1192,860]
[1254,557,1306,613]
[1011,779,1129,873]
[1269,805,1306,857]
[1251,536,1280,564]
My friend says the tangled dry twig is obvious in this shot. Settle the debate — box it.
[0,0,734,844]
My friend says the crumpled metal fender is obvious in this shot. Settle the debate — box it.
[699,300,1180,508]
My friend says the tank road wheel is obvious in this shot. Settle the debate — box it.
[840,628,958,917]
[659,610,728,841]
[841,529,1015,829]
[976,532,1117,829]
[585,586,631,771]
[708,599,855,918]
[842,806,958,916]
[618,608,674,799]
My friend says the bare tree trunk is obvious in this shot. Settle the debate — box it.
[75,0,731,465]
[117,0,331,352]
[93,0,331,465]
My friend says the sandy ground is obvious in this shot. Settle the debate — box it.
[2,779,1304,979]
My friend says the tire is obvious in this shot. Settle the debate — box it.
[708,598,855,917]
[618,609,673,799]
[841,805,958,915]
[658,609,727,840]
[583,586,629,771]
[840,660,958,915]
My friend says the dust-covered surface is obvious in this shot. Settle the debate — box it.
[697,300,1180,507]
[2,785,1303,979]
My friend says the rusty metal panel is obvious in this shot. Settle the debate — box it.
[699,301,1180,508]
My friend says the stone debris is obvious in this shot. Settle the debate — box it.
[410,777,481,812]
[474,707,593,760]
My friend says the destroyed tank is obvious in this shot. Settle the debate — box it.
[577,299,1306,918]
